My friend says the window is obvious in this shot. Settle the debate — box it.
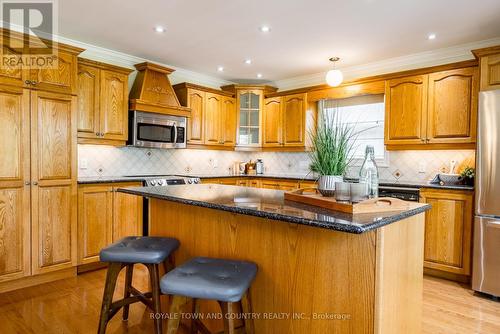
[319,94,387,164]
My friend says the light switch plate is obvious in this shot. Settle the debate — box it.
[80,158,88,169]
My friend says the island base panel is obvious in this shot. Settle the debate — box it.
[149,199,424,334]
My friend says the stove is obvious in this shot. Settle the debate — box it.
[142,175,200,187]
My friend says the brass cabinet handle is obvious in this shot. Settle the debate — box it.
[420,138,425,142]
[32,181,38,185]
[95,132,100,137]
[24,181,30,186]
[24,80,32,85]
[100,133,105,137]
[31,81,38,85]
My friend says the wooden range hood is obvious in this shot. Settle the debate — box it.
[129,62,191,117]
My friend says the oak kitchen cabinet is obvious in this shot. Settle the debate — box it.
[201,177,316,190]
[472,46,500,91]
[0,40,82,289]
[420,188,474,281]
[77,58,133,146]
[263,93,307,147]
[385,66,478,149]
[173,83,236,148]
[0,46,79,94]
[220,85,279,148]
[77,182,143,265]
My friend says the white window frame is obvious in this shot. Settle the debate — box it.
[318,96,390,168]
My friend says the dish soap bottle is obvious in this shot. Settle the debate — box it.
[359,145,379,198]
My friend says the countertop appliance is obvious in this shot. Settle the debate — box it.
[378,186,420,202]
[128,111,187,149]
[473,89,500,298]
[256,159,264,174]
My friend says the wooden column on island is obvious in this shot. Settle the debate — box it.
[148,199,424,334]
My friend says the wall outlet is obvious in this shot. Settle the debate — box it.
[418,162,426,174]
[80,158,88,169]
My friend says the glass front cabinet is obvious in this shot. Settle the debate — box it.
[238,90,262,146]
[222,85,278,148]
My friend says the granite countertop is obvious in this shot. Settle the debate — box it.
[78,174,474,191]
[118,184,431,234]
[174,173,318,181]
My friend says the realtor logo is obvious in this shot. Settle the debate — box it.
[0,0,58,68]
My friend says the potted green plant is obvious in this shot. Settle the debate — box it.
[460,167,475,186]
[309,111,357,196]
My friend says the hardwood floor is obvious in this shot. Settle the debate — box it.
[0,268,498,333]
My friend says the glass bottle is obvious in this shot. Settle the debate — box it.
[359,145,379,198]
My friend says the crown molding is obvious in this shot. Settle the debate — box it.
[273,37,500,91]
[0,22,233,89]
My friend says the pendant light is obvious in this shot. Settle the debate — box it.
[325,57,343,87]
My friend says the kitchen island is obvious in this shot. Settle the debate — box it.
[120,184,430,334]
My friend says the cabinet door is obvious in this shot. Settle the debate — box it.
[282,94,306,146]
[187,89,205,144]
[204,93,222,145]
[248,179,261,188]
[237,90,262,146]
[385,75,428,146]
[99,70,128,141]
[0,47,26,87]
[0,86,31,282]
[31,91,77,274]
[77,185,113,265]
[479,53,500,91]
[112,184,143,242]
[221,96,237,146]
[427,68,478,144]
[263,97,282,147]
[77,64,100,139]
[420,189,473,275]
[261,180,280,189]
[29,51,77,95]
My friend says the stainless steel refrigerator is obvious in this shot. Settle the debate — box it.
[472,89,500,297]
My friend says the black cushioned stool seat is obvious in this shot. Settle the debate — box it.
[97,236,179,334]
[100,236,180,264]
[161,257,258,334]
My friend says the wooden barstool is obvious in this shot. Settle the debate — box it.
[97,236,180,334]
[160,257,257,334]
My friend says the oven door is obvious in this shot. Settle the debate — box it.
[130,111,186,148]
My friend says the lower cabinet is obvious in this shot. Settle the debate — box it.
[202,177,317,190]
[77,182,142,265]
[419,188,474,280]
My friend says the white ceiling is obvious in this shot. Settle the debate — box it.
[59,0,500,83]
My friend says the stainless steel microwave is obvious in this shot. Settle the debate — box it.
[128,110,187,149]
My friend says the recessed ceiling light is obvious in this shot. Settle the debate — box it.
[154,26,166,33]
[428,33,436,40]
[217,66,224,72]
[259,25,270,33]
[257,73,263,78]
[245,59,252,65]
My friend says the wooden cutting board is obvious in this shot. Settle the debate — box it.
[284,188,411,214]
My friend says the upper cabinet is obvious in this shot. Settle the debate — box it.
[28,51,78,95]
[263,93,307,147]
[76,58,132,146]
[173,83,236,148]
[282,93,307,146]
[472,46,500,91]
[385,75,428,146]
[175,83,313,151]
[237,89,264,146]
[385,66,478,149]
[427,68,478,144]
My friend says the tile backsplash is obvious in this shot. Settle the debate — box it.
[78,145,475,183]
